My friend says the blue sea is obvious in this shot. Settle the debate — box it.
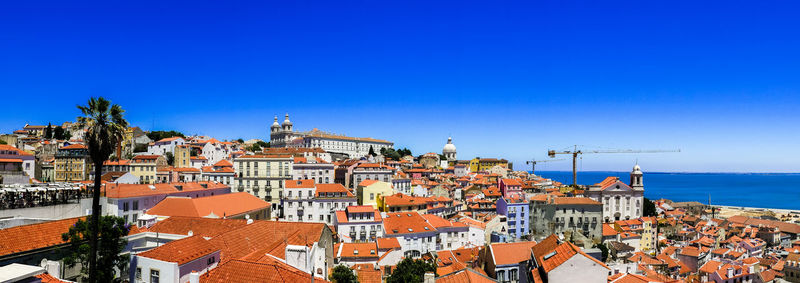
[534,171,800,210]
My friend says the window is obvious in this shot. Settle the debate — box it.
[150,269,160,283]
[123,202,129,211]
[136,268,141,279]
[133,200,139,210]
[207,256,216,265]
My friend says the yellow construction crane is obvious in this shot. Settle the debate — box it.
[547,145,680,186]
[525,158,565,175]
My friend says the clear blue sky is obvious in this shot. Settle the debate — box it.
[2,1,799,173]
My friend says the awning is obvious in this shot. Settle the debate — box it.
[0,158,23,163]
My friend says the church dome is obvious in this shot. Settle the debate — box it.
[271,116,280,128]
[633,164,642,173]
[443,137,456,153]
[282,113,292,126]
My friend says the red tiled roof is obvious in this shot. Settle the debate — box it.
[376,237,401,250]
[347,205,376,214]
[60,144,87,150]
[490,241,538,266]
[315,183,353,197]
[104,182,228,199]
[138,235,218,265]
[553,197,601,205]
[148,217,249,238]
[0,217,84,257]
[359,179,381,187]
[213,159,233,167]
[336,242,379,258]
[501,178,522,186]
[437,268,495,283]
[200,258,326,283]
[383,211,436,235]
[285,179,316,189]
[145,192,268,218]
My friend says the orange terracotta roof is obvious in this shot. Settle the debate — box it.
[552,197,602,205]
[383,211,436,235]
[148,216,249,238]
[104,182,228,199]
[209,221,327,263]
[285,179,316,189]
[138,235,218,265]
[156,136,183,143]
[358,179,381,187]
[34,273,70,283]
[315,183,354,197]
[352,264,382,283]
[490,241,538,266]
[0,217,84,256]
[213,159,233,167]
[145,192,269,218]
[501,178,522,186]
[60,144,87,150]
[680,246,701,257]
[132,154,162,161]
[200,258,325,282]
[376,237,401,250]
[437,268,495,283]
[346,205,376,214]
[337,242,379,258]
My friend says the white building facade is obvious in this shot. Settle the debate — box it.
[585,165,645,222]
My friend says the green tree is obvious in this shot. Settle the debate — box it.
[382,148,401,161]
[368,146,376,156]
[643,197,657,217]
[256,140,269,148]
[190,148,198,156]
[236,138,244,143]
[54,126,72,140]
[0,140,6,145]
[75,97,129,282]
[596,243,609,262]
[146,130,184,142]
[133,144,148,153]
[249,144,262,152]
[165,152,174,166]
[387,258,437,283]
[329,265,357,283]
[44,123,53,139]
[61,216,131,282]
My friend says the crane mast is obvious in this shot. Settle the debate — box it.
[547,145,680,186]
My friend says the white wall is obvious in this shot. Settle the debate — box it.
[547,254,608,283]
[134,257,179,283]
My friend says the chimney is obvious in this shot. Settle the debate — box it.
[727,267,733,278]
[189,271,200,283]
[424,272,435,283]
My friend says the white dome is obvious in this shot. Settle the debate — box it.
[633,164,641,172]
[271,116,280,128]
[282,113,292,126]
[443,137,456,153]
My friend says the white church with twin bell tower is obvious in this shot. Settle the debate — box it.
[269,113,394,159]
[585,164,645,222]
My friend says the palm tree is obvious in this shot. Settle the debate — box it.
[75,97,128,282]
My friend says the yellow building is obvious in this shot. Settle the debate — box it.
[357,180,395,209]
[54,144,91,182]
[469,157,510,172]
[130,155,167,184]
[174,145,192,168]
[640,217,656,254]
